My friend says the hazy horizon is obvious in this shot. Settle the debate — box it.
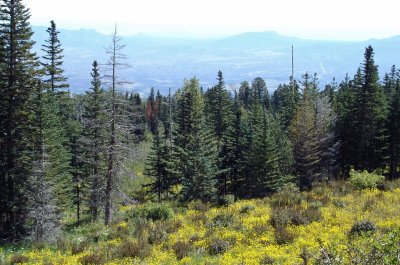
[25,0,400,41]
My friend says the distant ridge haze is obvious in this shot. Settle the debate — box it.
[31,26,400,95]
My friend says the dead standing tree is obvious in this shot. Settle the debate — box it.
[103,25,136,225]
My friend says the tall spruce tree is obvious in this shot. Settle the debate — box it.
[350,46,388,171]
[40,20,73,215]
[82,61,107,222]
[41,20,69,93]
[335,73,357,177]
[174,78,218,202]
[387,69,400,179]
[0,0,39,241]
[289,79,321,190]
[144,130,175,202]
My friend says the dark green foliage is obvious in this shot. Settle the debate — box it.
[387,68,400,179]
[146,87,159,134]
[272,82,300,130]
[81,61,107,222]
[348,46,388,172]
[289,77,321,190]
[0,0,40,241]
[349,220,376,237]
[144,130,176,201]
[175,78,218,202]
[128,203,174,221]
[41,20,69,93]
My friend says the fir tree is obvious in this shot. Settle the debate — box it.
[350,46,388,171]
[387,69,400,179]
[174,78,218,202]
[144,130,175,202]
[289,80,321,191]
[0,0,40,241]
[41,20,69,93]
[81,61,107,222]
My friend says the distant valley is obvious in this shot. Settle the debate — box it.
[32,26,400,95]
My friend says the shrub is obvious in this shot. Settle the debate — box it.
[9,254,29,264]
[208,212,234,228]
[208,238,230,255]
[239,204,256,214]
[70,238,90,255]
[218,194,235,206]
[271,184,303,208]
[78,253,105,265]
[128,203,174,222]
[349,220,376,237]
[172,240,192,260]
[349,169,385,190]
[114,239,151,259]
[148,222,168,244]
[188,200,210,212]
[270,206,322,228]
[274,225,295,245]
[145,204,174,221]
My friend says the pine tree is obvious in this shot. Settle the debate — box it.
[335,73,357,177]
[174,78,218,202]
[81,61,107,222]
[387,68,400,179]
[289,80,321,191]
[40,20,73,216]
[41,20,69,93]
[350,46,388,171]
[0,0,40,241]
[205,70,233,146]
[252,77,270,110]
[272,83,300,130]
[144,130,175,202]
[238,81,251,109]
[146,87,159,134]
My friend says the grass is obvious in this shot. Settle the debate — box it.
[2,180,400,264]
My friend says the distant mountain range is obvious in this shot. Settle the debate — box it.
[31,26,400,95]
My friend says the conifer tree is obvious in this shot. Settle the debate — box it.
[387,69,400,179]
[146,87,159,134]
[350,46,388,171]
[174,78,218,202]
[41,20,69,93]
[82,61,107,222]
[238,81,252,109]
[335,73,357,177]
[0,0,39,241]
[289,79,321,190]
[144,130,175,202]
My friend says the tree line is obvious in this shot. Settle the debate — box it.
[0,0,399,243]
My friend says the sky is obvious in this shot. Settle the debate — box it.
[25,0,400,40]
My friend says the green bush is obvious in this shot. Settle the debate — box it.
[349,169,385,190]
[349,220,377,237]
[271,184,303,208]
[128,203,174,221]
[208,213,234,228]
[218,194,235,206]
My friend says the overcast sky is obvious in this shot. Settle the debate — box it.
[24,0,400,40]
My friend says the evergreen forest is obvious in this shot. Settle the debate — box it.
[1,1,400,264]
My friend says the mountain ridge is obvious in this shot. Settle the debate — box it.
[31,26,400,95]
